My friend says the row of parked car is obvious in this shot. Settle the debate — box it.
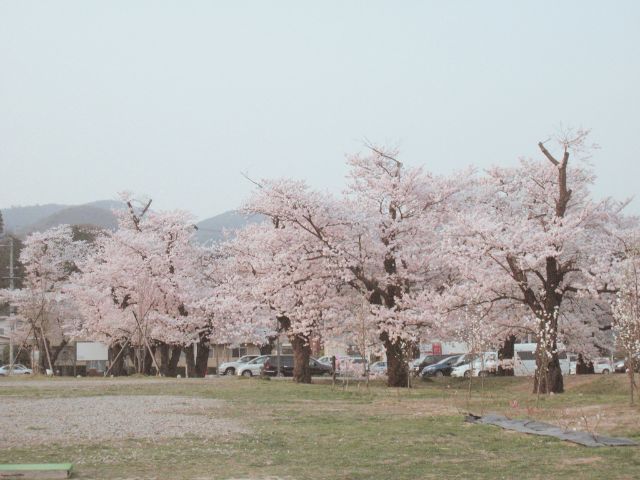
[217,354,389,377]
[2,355,628,378]
[411,353,631,379]
[217,354,334,377]
[410,354,490,378]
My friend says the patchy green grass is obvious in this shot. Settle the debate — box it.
[1,375,640,479]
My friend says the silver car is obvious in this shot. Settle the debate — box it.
[237,355,269,377]
[369,361,387,375]
[0,364,33,376]
[218,355,259,376]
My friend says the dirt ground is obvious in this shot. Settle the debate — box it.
[1,395,248,448]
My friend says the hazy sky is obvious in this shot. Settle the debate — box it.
[1,1,639,219]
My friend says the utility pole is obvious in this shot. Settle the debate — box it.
[8,236,14,290]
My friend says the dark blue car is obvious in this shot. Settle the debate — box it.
[420,354,466,378]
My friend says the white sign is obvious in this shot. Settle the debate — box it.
[76,342,109,361]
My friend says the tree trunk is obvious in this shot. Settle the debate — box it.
[50,339,68,368]
[38,339,47,372]
[142,346,156,375]
[628,355,636,406]
[109,343,127,376]
[291,333,312,383]
[159,343,170,376]
[576,354,594,374]
[184,344,195,377]
[167,346,182,377]
[275,315,312,383]
[129,347,140,374]
[195,340,210,377]
[532,275,564,394]
[382,334,408,387]
[497,335,516,376]
[366,286,408,387]
[33,331,48,373]
[534,349,564,394]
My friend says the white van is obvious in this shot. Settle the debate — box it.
[513,343,571,377]
[451,352,498,377]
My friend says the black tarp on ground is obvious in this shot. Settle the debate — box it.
[465,413,638,447]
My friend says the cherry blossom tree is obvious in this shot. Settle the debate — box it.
[611,236,640,404]
[213,220,341,383]
[244,147,468,387]
[1,225,87,373]
[68,195,208,376]
[437,129,633,393]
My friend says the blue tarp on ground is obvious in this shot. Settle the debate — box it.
[465,413,638,447]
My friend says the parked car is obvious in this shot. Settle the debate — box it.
[316,355,362,369]
[410,356,426,370]
[616,358,640,373]
[237,355,269,377]
[0,364,33,376]
[410,355,434,372]
[412,355,451,376]
[420,355,464,378]
[262,355,333,377]
[451,352,498,378]
[310,358,333,376]
[261,355,294,376]
[593,358,613,374]
[369,361,387,375]
[316,356,333,366]
[218,355,260,376]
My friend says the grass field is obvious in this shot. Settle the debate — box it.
[1,374,640,479]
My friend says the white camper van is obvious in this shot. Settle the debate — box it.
[513,343,571,377]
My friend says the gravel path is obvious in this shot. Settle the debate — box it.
[1,395,247,448]
[0,377,219,389]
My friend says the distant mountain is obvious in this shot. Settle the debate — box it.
[1,203,68,233]
[1,201,262,243]
[1,201,124,237]
[196,211,265,244]
[84,200,127,211]
[25,205,119,235]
